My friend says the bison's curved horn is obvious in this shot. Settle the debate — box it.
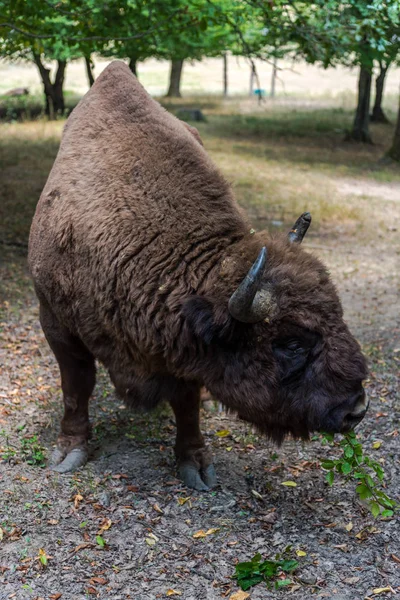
[228,247,274,323]
[288,212,312,243]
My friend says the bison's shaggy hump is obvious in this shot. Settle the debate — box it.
[29,61,248,380]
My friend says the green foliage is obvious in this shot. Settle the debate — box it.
[20,434,46,466]
[234,550,299,591]
[321,431,397,518]
[0,429,46,467]
[234,0,400,69]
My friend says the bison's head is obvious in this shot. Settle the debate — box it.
[184,213,368,443]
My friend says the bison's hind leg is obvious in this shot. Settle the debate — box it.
[39,300,95,473]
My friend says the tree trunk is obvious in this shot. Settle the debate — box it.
[270,57,277,98]
[371,62,389,123]
[85,55,95,87]
[166,60,184,97]
[33,53,67,119]
[387,91,400,161]
[346,66,373,143]
[223,52,228,97]
[129,57,138,78]
[249,64,256,97]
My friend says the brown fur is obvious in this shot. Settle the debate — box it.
[29,62,367,464]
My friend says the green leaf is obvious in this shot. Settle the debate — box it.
[356,484,373,500]
[344,446,354,458]
[341,462,353,475]
[321,460,335,470]
[370,501,381,518]
[275,578,292,589]
[96,535,105,548]
[280,559,298,572]
[326,471,335,486]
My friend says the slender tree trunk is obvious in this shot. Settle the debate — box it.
[166,59,184,97]
[129,57,138,78]
[371,62,390,124]
[346,66,373,143]
[223,52,228,97]
[84,55,95,87]
[270,57,277,98]
[387,90,400,161]
[249,64,256,97]
[32,54,67,119]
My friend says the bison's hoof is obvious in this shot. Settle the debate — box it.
[178,461,217,491]
[51,447,88,473]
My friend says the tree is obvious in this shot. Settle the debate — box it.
[387,92,400,160]
[84,55,95,87]
[166,59,184,96]
[371,60,392,124]
[0,0,205,112]
[235,0,400,142]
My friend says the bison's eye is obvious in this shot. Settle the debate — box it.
[285,340,304,354]
[272,338,310,381]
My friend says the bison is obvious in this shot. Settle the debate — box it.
[28,62,368,491]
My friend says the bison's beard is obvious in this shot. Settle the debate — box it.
[238,413,311,446]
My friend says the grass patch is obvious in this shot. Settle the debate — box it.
[0,90,81,122]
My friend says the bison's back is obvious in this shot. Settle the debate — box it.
[29,62,246,374]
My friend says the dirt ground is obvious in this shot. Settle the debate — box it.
[0,100,400,600]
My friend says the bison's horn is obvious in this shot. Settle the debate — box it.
[228,247,274,323]
[288,212,312,243]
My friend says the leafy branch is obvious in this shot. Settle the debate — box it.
[234,550,299,591]
[320,431,398,518]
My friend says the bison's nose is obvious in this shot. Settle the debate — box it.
[341,390,369,432]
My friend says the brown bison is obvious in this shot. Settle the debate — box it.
[28,62,368,490]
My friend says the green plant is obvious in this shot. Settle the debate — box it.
[20,435,46,467]
[321,431,397,518]
[234,550,299,591]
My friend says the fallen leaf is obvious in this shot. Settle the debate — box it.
[372,588,392,595]
[391,554,400,564]
[37,548,50,566]
[49,594,62,600]
[166,590,182,597]
[126,485,139,492]
[90,577,108,585]
[73,494,83,509]
[153,503,164,514]
[98,518,112,534]
[296,550,307,557]
[230,592,250,600]
[344,577,360,584]
[345,522,354,532]
[216,429,230,437]
[281,481,297,487]
[146,537,156,546]
[251,490,263,500]
[47,519,59,525]
[86,588,97,595]
[177,497,191,506]
[193,530,207,538]
[205,528,220,535]
[0,528,3,542]
[372,441,382,449]
[74,543,94,552]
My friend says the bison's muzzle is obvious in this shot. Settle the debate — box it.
[326,389,369,434]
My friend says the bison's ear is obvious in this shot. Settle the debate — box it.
[182,296,234,344]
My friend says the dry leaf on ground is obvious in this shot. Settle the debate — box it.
[229,591,250,600]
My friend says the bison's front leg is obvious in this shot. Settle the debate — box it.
[169,384,217,491]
